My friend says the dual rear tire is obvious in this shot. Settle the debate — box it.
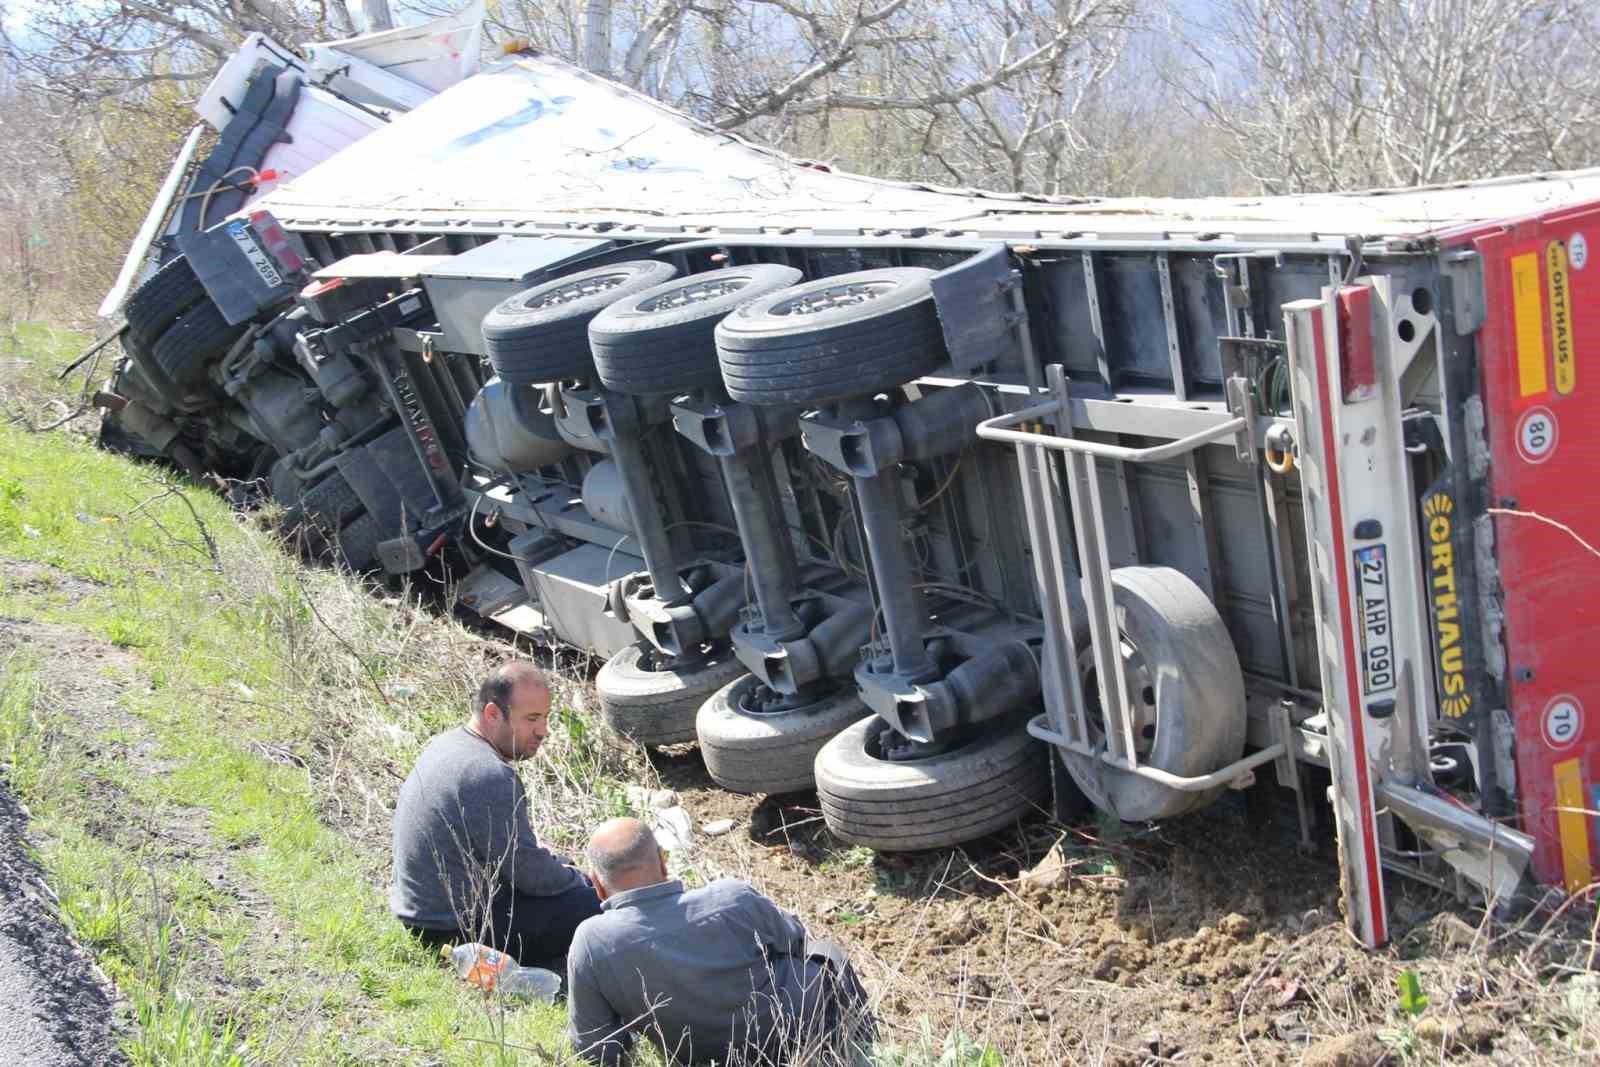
[121,256,248,411]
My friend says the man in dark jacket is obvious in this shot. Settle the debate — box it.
[391,661,600,968]
[567,817,873,1066]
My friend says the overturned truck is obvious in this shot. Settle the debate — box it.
[102,47,1600,948]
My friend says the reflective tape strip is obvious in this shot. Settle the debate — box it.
[1554,758,1593,892]
[1511,252,1549,398]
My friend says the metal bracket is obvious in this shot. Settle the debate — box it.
[555,384,633,442]
[670,396,762,456]
[302,287,432,361]
[797,409,902,477]
[1271,699,1315,850]
[978,363,1247,774]
[1224,376,1258,467]
[1441,250,1486,335]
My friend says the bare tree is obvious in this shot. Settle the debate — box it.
[13,0,356,101]
[446,0,1141,190]
[1184,0,1600,193]
[360,0,394,33]
[908,0,1139,192]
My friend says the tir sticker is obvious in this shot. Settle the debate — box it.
[1516,405,1557,464]
[1547,241,1576,395]
[226,219,283,289]
[1543,695,1584,750]
[1571,232,1589,271]
[1353,544,1396,696]
[1422,493,1471,718]
[1511,252,1548,398]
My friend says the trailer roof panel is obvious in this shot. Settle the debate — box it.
[253,52,1600,243]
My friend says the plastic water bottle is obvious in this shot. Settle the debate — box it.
[442,943,562,1003]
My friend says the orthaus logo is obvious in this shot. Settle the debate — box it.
[1423,493,1471,718]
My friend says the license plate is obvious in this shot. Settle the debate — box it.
[227,220,283,289]
[1353,545,1396,695]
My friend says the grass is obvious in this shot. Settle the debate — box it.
[0,324,993,1067]
[0,326,638,1063]
[0,320,103,433]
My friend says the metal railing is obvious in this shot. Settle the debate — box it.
[976,364,1278,791]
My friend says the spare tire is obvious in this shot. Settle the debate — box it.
[715,268,948,406]
[590,264,803,395]
[482,261,678,385]
[1049,566,1247,822]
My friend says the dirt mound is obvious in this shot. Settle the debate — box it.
[642,744,1592,1065]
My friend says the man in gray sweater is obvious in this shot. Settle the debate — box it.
[391,662,600,969]
[567,818,873,1066]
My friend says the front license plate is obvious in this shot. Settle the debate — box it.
[1353,544,1396,695]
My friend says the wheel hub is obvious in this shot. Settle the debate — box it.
[737,679,838,717]
[524,272,630,310]
[773,280,897,316]
[1076,638,1158,759]
[639,643,694,673]
[639,277,748,311]
[870,718,963,762]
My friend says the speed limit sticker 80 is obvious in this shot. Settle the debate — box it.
[1516,406,1558,464]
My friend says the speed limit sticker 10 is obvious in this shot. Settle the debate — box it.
[1542,695,1583,750]
[1516,406,1558,464]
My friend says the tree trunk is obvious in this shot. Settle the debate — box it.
[582,0,612,77]
[362,0,395,33]
[328,0,358,36]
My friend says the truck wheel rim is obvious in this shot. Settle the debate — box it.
[522,271,633,310]
[771,279,898,317]
[639,276,750,312]
[1076,639,1159,760]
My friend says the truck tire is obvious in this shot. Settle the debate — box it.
[332,513,383,572]
[291,470,365,536]
[268,457,305,524]
[482,261,678,385]
[150,300,248,388]
[715,268,948,406]
[1053,566,1247,822]
[121,343,183,409]
[596,641,747,747]
[696,677,869,795]
[124,256,208,355]
[589,264,803,395]
[814,715,1049,852]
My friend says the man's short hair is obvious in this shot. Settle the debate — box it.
[587,820,661,886]
[472,661,549,719]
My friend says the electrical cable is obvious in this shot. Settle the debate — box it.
[915,452,964,511]
[196,165,263,229]
[604,532,634,586]
[467,482,526,562]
